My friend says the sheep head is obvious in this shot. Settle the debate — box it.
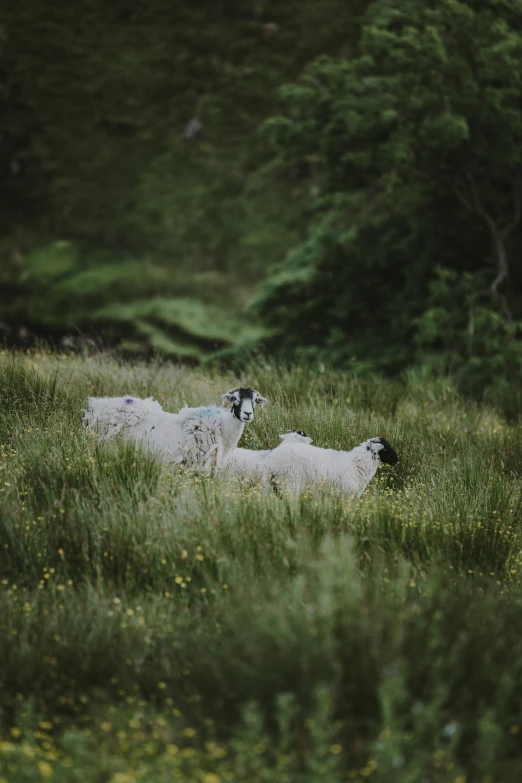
[221,388,268,422]
[367,437,399,465]
[279,430,313,445]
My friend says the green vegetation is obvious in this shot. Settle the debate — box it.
[257,0,522,384]
[4,0,522,386]
[0,0,361,358]
[3,0,522,768]
[1,350,522,780]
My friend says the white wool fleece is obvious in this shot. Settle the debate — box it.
[224,430,313,483]
[265,437,398,496]
[83,391,266,473]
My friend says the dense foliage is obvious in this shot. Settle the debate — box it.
[0,0,361,357]
[3,0,522,384]
[256,0,522,386]
[2,352,522,780]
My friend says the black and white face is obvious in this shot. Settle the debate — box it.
[367,437,399,465]
[221,388,268,422]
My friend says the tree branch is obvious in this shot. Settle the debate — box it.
[500,183,521,239]
[413,164,475,212]
[451,184,474,213]
[465,173,498,234]
[463,174,513,318]
[415,166,516,317]
[491,233,509,294]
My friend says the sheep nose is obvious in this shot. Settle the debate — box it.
[243,411,252,419]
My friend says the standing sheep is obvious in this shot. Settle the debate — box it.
[83,387,268,472]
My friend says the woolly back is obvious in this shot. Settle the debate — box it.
[177,404,222,424]
[83,395,162,437]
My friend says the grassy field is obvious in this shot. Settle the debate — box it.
[1,350,522,781]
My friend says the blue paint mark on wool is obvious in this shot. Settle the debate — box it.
[196,406,220,416]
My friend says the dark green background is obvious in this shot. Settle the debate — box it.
[2,0,522,392]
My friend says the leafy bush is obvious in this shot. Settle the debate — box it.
[416,267,522,393]
[254,0,522,384]
[3,240,266,360]
[1,0,354,358]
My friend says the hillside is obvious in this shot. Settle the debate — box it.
[0,0,364,357]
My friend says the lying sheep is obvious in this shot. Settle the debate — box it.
[224,430,313,483]
[83,387,268,473]
[265,436,399,496]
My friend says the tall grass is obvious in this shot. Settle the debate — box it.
[1,350,522,781]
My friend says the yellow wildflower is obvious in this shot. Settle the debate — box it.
[37,761,53,777]
[182,727,196,738]
[111,774,136,783]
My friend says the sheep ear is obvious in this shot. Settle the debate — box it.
[221,391,236,407]
[254,393,268,409]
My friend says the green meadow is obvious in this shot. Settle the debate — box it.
[1,350,522,782]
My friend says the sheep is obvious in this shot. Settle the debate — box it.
[224,430,313,483]
[265,436,399,496]
[83,387,268,473]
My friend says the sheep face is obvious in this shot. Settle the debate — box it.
[368,437,399,465]
[221,388,268,422]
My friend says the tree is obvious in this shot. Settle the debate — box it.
[254,0,522,378]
